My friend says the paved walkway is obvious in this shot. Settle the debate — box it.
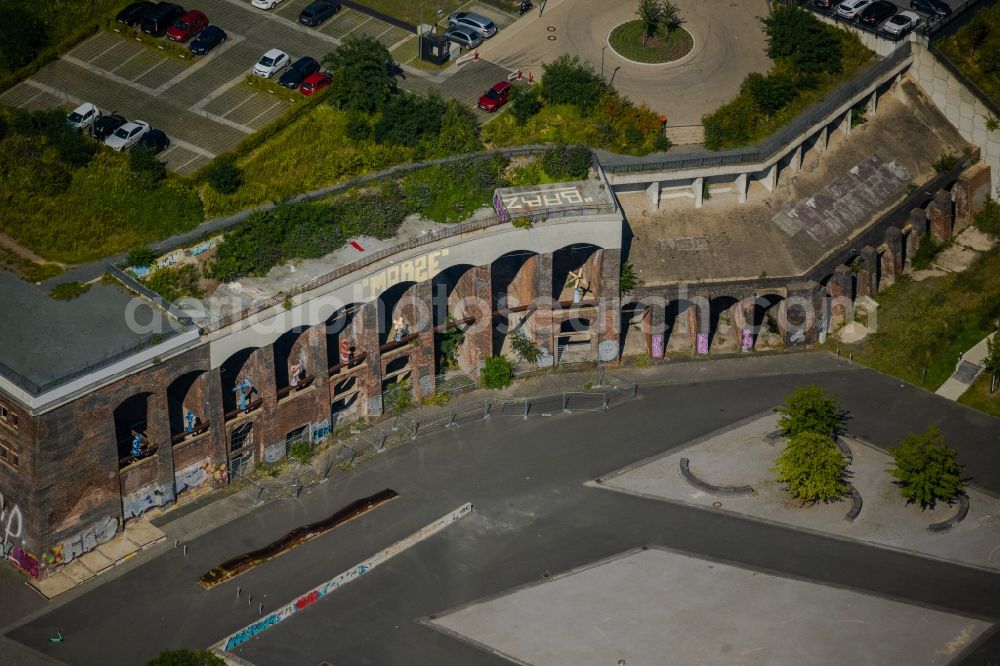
[936,332,996,400]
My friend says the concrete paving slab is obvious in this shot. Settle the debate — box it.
[77,549,114,576]
[125,521,167,548]
[60,561,94,586]
[97,537,141,565]
[431,547,989,666]
[594,412,1000,572]
[955,226,997,252]
[27,573,76,600]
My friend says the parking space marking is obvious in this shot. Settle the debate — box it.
[221,92,259,118]
[132,58,168,82]
[63,55,158,96]
[170,137,217,159]
[12,89,45,109]
[152,32,247,95]
[13,79,83,108]
[110,48,148,75]
[71,33,128,63]
[215,0,343,47]
[247,99,284,126]
[191,73,247,111]
[345,15,375,37]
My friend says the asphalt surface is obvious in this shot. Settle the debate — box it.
[4,354,1000,665]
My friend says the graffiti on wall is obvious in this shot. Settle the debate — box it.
[741,328,753,352]
[0,491,23,551]
[175,458,227,495]
[696,333,709,355]
[123,483,172,521]
[221,503,473,651]
[41,516,118,567]
[360,249,450,299]
[651,334,664,359]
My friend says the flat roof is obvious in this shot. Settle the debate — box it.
[0,271,177,395]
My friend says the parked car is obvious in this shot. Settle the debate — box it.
[299,72,332,95]
[135,128,170,153]
[813,0,838,9]
[910,0,952,17]
[189,25,226,55]
[299,0,341,26]
[253,49,290,78]
[859,0,896,26]
[447,11,496,38]
[278,56,320,89]
[91,114,128,141]
[116,1,154,28]
[251,0,284,9]
[105,120,151,152]
[66,103,102,132]
[882,10,921,35]
[443,26,483,50]
[477,80,512,112]
[141,2,186,37]
[166,9,208,42]
[836,0,873,19]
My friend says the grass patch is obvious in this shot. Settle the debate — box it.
[840,249,1000,390]
[934,3,1000,109]
[0,247,62,283]
[141,264,203,302]
[957,372,1000,419]
[242,75,302,102]
[609,20,693,64]
[49,280,90,300]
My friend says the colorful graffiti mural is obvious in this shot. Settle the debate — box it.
[651,334,664,359]
[175,458,227,495]
[41,516,119,567]
[696,332,709,355]
[742,328,753,352]
[220,502,473,651]
[123,483,172,521]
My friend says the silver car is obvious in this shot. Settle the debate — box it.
[447,11,496,38]
[443,25,483,49]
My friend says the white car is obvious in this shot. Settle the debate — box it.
[251,0,284,9]
[66,102,101,132]
[253,48,290,78]
[104,120,150,152]
[837,0,873,19]
[882,10,920,35]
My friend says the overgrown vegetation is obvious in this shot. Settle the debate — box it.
[974,197,1000,238]
[0,247,62,282]
[382,378,412,413]
[910,233,944,270]
[931,151,960,174]
[49,280,90,301]
[619,260,643,293]
[480,355,515,389]
[482,55,670,155]
[436,319,466,369]
[889,426,966,509]
[843,246,1000,389]
[141,265,203,302]
[702,5,873,150]
[145,649,226,666]
[935,3,1000,108]
[288,439,315,464]
[510,331,541,363]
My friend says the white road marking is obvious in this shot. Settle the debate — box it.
[63,55,158,96]
[132,58,168,83]
[215,0,344,47]
[110,48,147,74]
[152,32,248,95]
[247,99,284,126]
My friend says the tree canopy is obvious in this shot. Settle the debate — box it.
[761,5,843,75]
[773,431,849,503]
[0,6,48,73]
[777,384,843,438]
[540,55,607,114]
[889,425,966,508]
[322,36,400,113]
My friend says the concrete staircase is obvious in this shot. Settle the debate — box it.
[666,125,705,146]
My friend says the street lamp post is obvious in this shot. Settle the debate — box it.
[601,45,607,80]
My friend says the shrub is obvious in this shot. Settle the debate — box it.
[204,156,242,194]
[343,111,372,141]
[540,54,607,113]
[0,6,48,73]
[973,197,1000,238]
[480,355,515,389]
[382,378,412,413]
[741,71,797,116]
[434,98,483,157]
[889,425,966,509]
[509,85,542,125]
[401,153,509,223]
[145,649,225,666]
[49,281,90,301]
[129,146,166,189]
[619,260,643,293]
[373,91,444,147]
[540,145,591,180]
[932,152,960,174]
[288,440,315,464]
[142,264,202,302]
[773,430,849,503]
[911,233,942,270]
[702,94,760,150]
[437,320,465,369]
[510,331,541,363]
[777,385,843,438]
[127,246,158,267]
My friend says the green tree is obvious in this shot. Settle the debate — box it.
[204,156,242,194]
[127,246,158,267]
[983,332,1000,391]
[636,0,666,44]
[435,99,483,156]
[619,260,644,293]
[437,319,466,369]
[509,85,542,125]
[373,91,444,147]
[541,55,607,114]
[322,36,400,113]
[480,355,515,389]
[741,71,797,116]
[0,6,48,72]
[773,431,849,503]
[761,5,843,75]
[777,384,843,438]
[510,331,541,363]
[145,649,226,665]
[342,111,371,141]
[889,426,966,509]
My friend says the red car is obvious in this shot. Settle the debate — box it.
[299,72,332,95]
[166,10,209,42]
[478,80,512,112]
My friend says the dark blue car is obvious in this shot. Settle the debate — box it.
[189,25,227,55]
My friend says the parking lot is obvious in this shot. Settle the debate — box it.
[0,0,416,175]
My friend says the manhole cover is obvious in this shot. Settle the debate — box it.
[546,26,556,31]
[547,35,557,40]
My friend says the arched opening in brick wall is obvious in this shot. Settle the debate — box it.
[220,347,264,416]
[552,244,602,304]
[167,370,209,443]
[377,281,419,347]
[273,326,313,395]
[708,296,741,353]
[751,294,785,349]
[491,250,539,356]
[114,392,154,467]
[330,375,360,426]
[557,316,592,364]
[432,264,478,374]
[325,303,364,370]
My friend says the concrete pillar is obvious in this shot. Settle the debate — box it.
[357,301,383,418]
[953,163,991,231]
[205,368,228,466]
[462,264,493,372]
[255,345,279,454]
[693,177,704,208]
[411,280,436,401]
[533,252,555,355]
[736,173,749,203]
[762,164,777,192]
[906,207,927,261]
[648,298,665,358]
[828,265,854,328]
[816,126,828,154]
[646,181,660,210]
[147,391,176,504]
[597,249,621,362]
[856,246,878,298]
[882,226,904,283]
[790,145,802,173]
[688,300,708,354]
[785,280,822,345]
[841,109,852,137]
[866,90,877,116]
[928,190,954,243]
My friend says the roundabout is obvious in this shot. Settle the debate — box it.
[475,0,773,125]
[608,19,694,65]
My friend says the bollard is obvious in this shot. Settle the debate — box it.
[603,393,609,411]
[447,410,456,428]
[523,398,529,419]
[528,71,533,83]
[483,399,491,419]
[183,544,188,556]
[631,383,638,399]
[258,603,263,615]
[237,586,241,598]
[410,419,418,440]
[248,595,252,606]
[849,353,853,362]
[562,392,568,412]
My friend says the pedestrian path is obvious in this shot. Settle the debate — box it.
[935,332,996,401]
